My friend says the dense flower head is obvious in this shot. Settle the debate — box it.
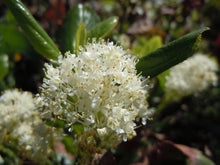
[0,89,52,163]
[165,53,219,101]
[37,41,151,146]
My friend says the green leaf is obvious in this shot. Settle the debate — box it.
[0,23,31,55]
[73,123,84,135]
[87,16,118,39]
[3,0,59,60]
[0,145,17,164]
[45,119,65,128]
[157,69,170,91]
[62,136,76,153]
[0,54,9,81]
[59,4,100,54]
[136,27,209,78]
[75,22,86,55]
[133,35,163,58]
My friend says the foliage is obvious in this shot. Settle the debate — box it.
[0,0,219,164]
[132,35,163,58]
[2,0,60,60]
[0,54,9,81]
[136,27,209,77]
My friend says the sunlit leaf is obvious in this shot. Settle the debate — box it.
[3,0,60,60]
[87,16,118,39]
[75,22,86,54]
[133,35,163,58]
[59,4,100,54]
[136,27,209,78]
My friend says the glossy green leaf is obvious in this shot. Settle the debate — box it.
[59,4,100,54]
[75,22,86,55]
[87,16,118,39]
[136,27,209,78]
[0,54,9,81]
[3,0,59,60]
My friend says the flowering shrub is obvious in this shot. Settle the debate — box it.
[37,41,152,147]
[0,0,217,164]
[165,54,218,101]
[0,89,52,163]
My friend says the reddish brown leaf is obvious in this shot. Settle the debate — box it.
[173,143,215,165]
[44,0,66,25]
[216,34,220,47]
[174,143,198,163]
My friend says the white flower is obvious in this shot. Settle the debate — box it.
[165,53,219,101]
[0,89,35,130]
[97,127,107,137]
[12,123,34,150]
[0,89,52,163]
[37,41,151,146]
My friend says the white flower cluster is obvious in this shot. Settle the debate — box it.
[165,53,218,101]
[0,89,51,163]
[37,41,151,146]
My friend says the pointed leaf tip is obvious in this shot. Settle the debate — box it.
[59,4,100,54]
[75,22,86,55]
[87,16,119,39]
[136,27,210,78]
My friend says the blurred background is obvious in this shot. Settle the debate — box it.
[0,0,219,164]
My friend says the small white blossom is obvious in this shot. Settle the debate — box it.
[0,89,52,163]
[165,53,219,101]
[97,127,107,137]
[37,41,151,146]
